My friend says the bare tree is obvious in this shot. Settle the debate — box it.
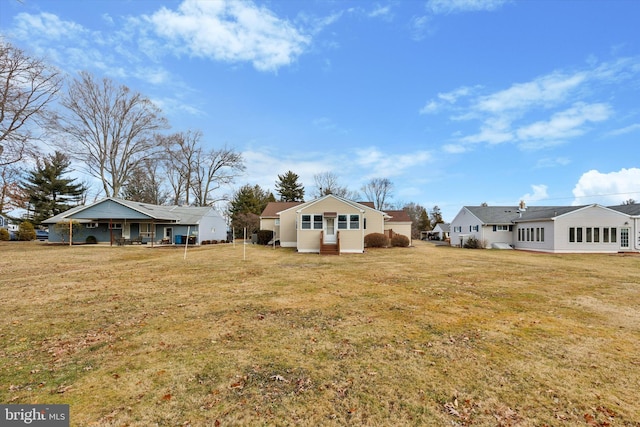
[0,41,62,167]
[56,71,168,197]
[160,130,200,205]
[192,146,244,206]
[121,158,170,205]
[0,164,26,214]
[312,171,359,200]
[361,177,393,210]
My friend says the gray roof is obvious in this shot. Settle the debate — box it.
[465,205,586,224]
[608,204,640,216]
[433,222,450,232]
[43,198,218,224]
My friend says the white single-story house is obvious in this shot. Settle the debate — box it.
[432,223,450,241]
[43,197,227,245]
[259,194,412,254]
[450,202,640,253]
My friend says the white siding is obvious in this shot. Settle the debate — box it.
[552,206,630,253]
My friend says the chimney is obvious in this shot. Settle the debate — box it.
[519,200,526,211]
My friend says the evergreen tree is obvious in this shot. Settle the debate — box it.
[275,170,304,202]
[121,159,169,205]
[21,151,86,225]
[418,208,431,232]
[228,184,275,236]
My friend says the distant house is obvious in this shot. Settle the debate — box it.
[43,197,227,245]
[432,223,450,241]
[450,203,640,253]
[259,194,412,254]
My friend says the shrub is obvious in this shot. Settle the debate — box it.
[390,234,410,247]
[0,228,9,241]
[86,235,98,244]
[17,222,36,241]
[463,236,485,249]
[364,233,389,248]
[256,230,274,245]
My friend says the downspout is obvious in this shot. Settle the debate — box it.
[635,217,640,251]
[361,209,365,253]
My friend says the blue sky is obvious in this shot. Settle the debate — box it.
[1,0,639,220]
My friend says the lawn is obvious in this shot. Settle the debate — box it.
[1,241,639,426]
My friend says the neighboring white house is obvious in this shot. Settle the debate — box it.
[43,197,228,245]
[432,223,450,241]
[450,203,640,253]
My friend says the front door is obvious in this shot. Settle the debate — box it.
[620,228,630,250]
[325,217,336,244]
[123,223,131,239]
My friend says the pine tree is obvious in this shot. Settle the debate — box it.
[228,184,275,236]
[275,170,304,202]
[21,151,86,225]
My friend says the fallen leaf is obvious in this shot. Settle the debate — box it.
[162,393,172,401]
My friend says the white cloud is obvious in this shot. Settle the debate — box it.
[607,123,640,136]
[572,168,640,205]
[354,147,433,178]
[420,86,474,114]
[535,157,571,169]
[429,57,640,153]
[442,144,468,154]
[427,0,510,15]
[520,184,548,203]
[148,0,311,72]
[368,5,393,19]
[475,71,587,114]
[516,102,611,143]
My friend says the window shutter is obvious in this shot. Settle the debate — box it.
[493,225,497,232]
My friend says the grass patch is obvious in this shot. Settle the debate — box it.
[1,241,639,425]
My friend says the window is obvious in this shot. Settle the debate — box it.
[496,225,509,231]
[569,227,575,242]
[611,228,617,243]
[349,214,360,229]
[313,215,323,229]
[593,227,599,243]
[526,228,530,241]
[540,227,545,242]
[301,215,311,229]
[536,228,540,242]
[453,226,462,232]
[473,225,479,232]
[576,227,583,243]
[338,215,348,229]
[86,222,98,229]
[586,227,592,243]
[275,219,280,226]
[603,227,609,243]
[109,223,122,229]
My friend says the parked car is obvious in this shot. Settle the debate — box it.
[35,229,49,241]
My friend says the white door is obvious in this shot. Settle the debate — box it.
[620,228,630,250]
[123,223,131,239]
[325,217,336,244]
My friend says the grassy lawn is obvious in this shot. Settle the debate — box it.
[1,241,639,426]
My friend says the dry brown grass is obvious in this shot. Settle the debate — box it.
[1,240,639,426]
